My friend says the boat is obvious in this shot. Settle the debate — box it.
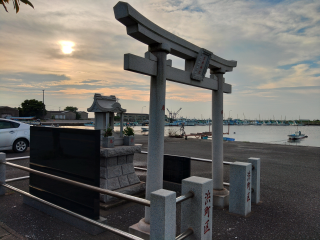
[288,131,308,140]
[291,121,305,126]
[141,127,149,132]
[84,121,94,127]
[223,137,235,141]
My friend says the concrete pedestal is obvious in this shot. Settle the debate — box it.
[129,219,150,240]
[212,188,229,208]
[100,145,144,203]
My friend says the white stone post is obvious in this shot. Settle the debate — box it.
[211,72,229,207]
[181,176,213,240]
[144,43,170,224]
[120,113,124,137]
[229,162,252,216]
[0,153,6,196]
[150,189,176,240]
[248,157,261,204]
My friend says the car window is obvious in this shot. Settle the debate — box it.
[0,120,13,129]
[11,122,20,128]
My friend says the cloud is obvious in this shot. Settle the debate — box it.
[0,73,70,83]
[0,0,320,119]
[80,80,102,84]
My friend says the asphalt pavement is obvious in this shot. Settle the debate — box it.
[0,135,319,239]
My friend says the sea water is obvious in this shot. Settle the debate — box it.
[164,125,320,147]
[63,125,320,148]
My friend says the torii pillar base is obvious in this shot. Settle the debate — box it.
[212,188,229,208]
[129,218,150,240]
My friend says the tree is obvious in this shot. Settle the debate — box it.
[64,106,78,112]
[19,99,46,119]
[1,0,34,13]
[64,106,81,120]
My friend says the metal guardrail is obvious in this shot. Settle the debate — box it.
[134,166,231,187]
[140,151,233,165]
[0,157,147,240]
[4,162,151,207]
[176,228,194,240]
[6,156,30,161]
[2,156,197,239]
[5,176,29,183]
[176,191,194,204]
[1,183,143,240]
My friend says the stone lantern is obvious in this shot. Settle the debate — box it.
[87,93,126,146]
[87,93,144,204]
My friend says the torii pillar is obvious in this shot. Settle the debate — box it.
[211,71,229,207]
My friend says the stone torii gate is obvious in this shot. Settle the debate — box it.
[114,1,237,232]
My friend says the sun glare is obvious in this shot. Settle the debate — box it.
[59,41,75,54]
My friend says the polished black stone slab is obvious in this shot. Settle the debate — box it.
[29,127,100,220]
[163,154,191,184]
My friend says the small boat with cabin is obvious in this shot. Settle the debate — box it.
[288,131,308,140]
[141,127,149,132]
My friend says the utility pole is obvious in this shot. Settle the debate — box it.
[42,90,45,118]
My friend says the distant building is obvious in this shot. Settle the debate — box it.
[118,113,149,122]
[45,111,76,120]
[45,111,89,120]
[77,111,88,120]
[0,106,19,118]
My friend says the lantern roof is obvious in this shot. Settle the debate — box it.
[87,94,126,113]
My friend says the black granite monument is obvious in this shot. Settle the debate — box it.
[163,154,191,184]
[30,127,100,219]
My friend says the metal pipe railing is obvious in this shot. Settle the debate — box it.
[1,183,143,240]
[134,166,231,188]
[2,162,150,207]
[176,228,193,240]
[134,167,147,171]
[5,176,29,183]
[6,156,29,161]
[176,191,194,204]
[6,154,236,165]
[140,151,233,165]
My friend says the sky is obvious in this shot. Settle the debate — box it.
[0,0,320,120]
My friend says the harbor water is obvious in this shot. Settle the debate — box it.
[63,125,320,148]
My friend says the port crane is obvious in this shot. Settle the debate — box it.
[166,108,182,122]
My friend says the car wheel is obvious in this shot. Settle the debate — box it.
[13,139,28,153]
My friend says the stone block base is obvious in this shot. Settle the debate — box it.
[212,188,229,208]
[23,196,107,235]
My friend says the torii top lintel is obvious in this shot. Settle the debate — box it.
[113,1,237,73]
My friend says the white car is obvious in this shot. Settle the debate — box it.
[0,118,30,153]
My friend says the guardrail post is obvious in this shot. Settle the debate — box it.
[0,152,6,196]
[229,162,252,216]
[150,189,176,240]
[181,176,213,240]
[248,157,260,204]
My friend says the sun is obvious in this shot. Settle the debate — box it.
[59,41,75,54]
